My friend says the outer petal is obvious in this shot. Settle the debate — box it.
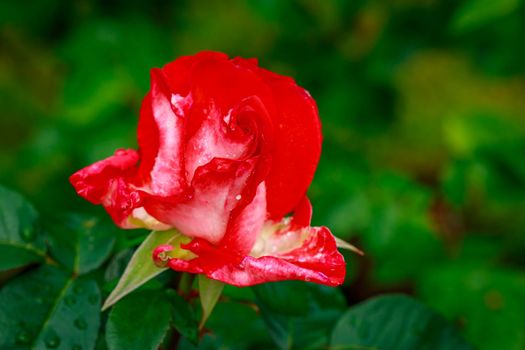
[165,225,345,287]
[162,194,345,287]
[261,73,322,221]
[137,69,188,197]
[69,149,169,230]
[234,58,322,220]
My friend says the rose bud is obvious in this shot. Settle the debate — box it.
[70,51,346,286]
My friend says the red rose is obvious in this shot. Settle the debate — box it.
[70,51,346,286]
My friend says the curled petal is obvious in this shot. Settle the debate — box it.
[137,69,188,197]
[219,182,268,255]
[70,148,139,204]
[153,244,174,267]
[144,158,257,244]
[69,149,170,230]
[165,225,345,287]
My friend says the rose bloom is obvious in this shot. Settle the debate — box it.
[70,51,346,287]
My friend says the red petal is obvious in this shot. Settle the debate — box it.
[69,149,142,227]
[165,226,345,287]
[219,182,267,255]
[260,72,322,220]
[162,51,229,96]
[137,69,187,197]
[144,158,257,244]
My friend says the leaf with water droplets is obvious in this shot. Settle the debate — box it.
[102,230,184,311]
[198,275,224,330]
[0,265,100,350]
[0,185,46,271]
[331,294,473,350]
[106,290,171,350]
[46,214,116,275]
[252,281,346,349]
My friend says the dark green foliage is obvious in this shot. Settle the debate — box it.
[253,281,347,349]
[106,290,172,350]
[0,186,45,271]
[1,0,525,349]
[0,265,101,350]
[331,295,472,350]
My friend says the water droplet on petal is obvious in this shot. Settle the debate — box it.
[235,195,242,201]
[74,317,87,330]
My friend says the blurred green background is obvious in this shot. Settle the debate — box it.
[1,0,525,349]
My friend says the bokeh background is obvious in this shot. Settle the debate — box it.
[1,0,525,349]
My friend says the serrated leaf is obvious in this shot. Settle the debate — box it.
[47,214,116,275]
[106,290,171,350]
[198,275,224,329]
[102,230,184,310]
[0,265,101,350]
[331,294,473,350]
[0,185,46,271]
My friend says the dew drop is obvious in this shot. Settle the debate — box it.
[21,227,35,241]
[44,332,60,349]
[73,284,84,295]
[15,330,30,344]
[88,294,99,305]
[235,194,242,201]
[64,295,77,307]
[74,317,87,330]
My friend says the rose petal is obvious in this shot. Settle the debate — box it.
[69,149,166,229]
[165,225,345,287]
[219,182,267,255]
[137,69,188,197]
[144,158,257,244]
[233,60,322,220]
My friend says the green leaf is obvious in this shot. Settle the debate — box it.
[0,185,46,271]
[106,290,171,350]
[167,290,199,344]
[178,301,273,350]
[0,265,101,350]
[451,0,522,33]
[47,214,116,275]
[102,230,187,310]
[331,294,473,350]
[253,281,346,349]
[198,275,224,329]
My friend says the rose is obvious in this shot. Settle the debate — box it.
[70,51,346,286]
